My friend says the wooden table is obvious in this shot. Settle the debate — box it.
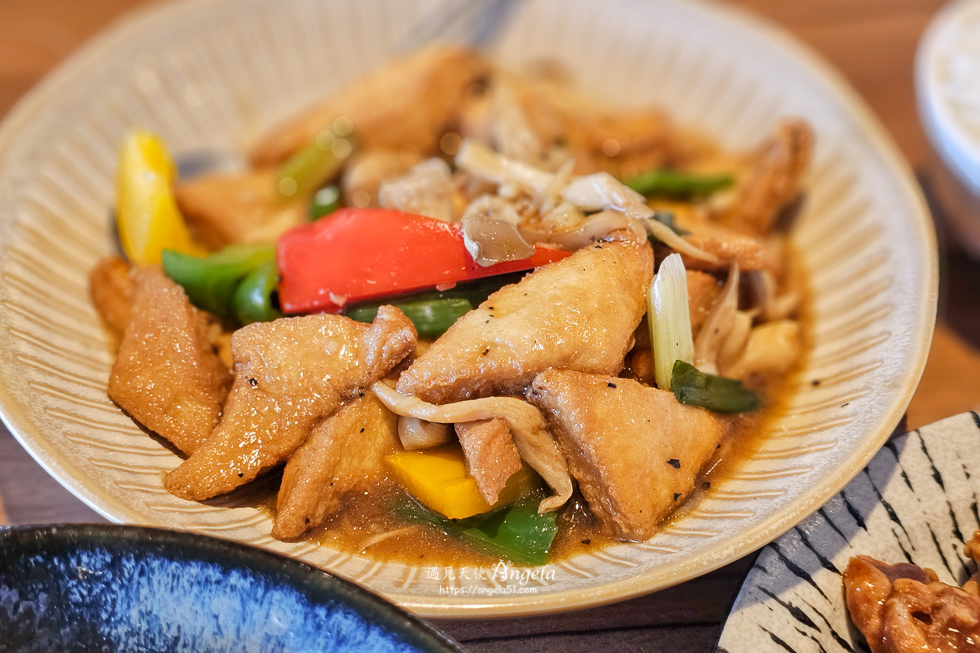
[2,1,979,650]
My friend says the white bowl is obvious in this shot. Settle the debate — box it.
[917,0,980,254]
[0,0,936,617]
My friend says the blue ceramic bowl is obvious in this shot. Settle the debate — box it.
[0,524,462,652]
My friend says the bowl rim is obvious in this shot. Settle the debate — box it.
[0,0,938,618]
[0,522,463,651]
[916,0,980,194]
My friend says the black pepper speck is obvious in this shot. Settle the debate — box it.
[667,458,681,468]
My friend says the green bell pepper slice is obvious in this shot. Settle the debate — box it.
[161,243,275,319]
[234,259,283,325]
[396,494,559,566]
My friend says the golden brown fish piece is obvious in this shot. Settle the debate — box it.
[396,238,653,404]
[527,370,723,541]
[722,119,813,236]
[502,71,679,176]
[273,394,400,541]
[164,306,416,501]
[563,107,677,177]
[672,212,775,273]
[89,255,134,337]
[108,267,231,455]
[174,168,306,250]
[455,418,522,504]
[248,45,490,167]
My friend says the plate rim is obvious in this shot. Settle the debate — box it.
[0,0,938,618]
[0,522,464,651]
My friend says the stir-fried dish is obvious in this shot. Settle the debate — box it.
[89,45,811,566]
[844,534,980,652]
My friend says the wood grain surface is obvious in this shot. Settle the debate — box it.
[0,1,977,651]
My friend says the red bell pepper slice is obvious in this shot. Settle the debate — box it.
[277,207,572,314]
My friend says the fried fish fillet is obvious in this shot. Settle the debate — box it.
[527,370,723,541]
[174,168,306,250]
[722,119,813,236]
[273,393,400,540]
[108,267,231,455]
[164,306,416,501]
[397,238,653,403]
[248,45,490,167]
[673,213,774,273]
[455,418,522,504]
[89,255,134,337]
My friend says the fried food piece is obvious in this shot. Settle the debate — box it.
[174,168,306,250]
[966,531,980,594]
[527,370,723,541]
[396,239,653,403]
[687,270,721,338]
[503,72,679,176]
[844,554,980,653]
[273,394,400,540]
[563,107,677,177]
[164,306,416,501]
[673,212,774,273]
[722,119,813,236]
[455,418,522,504]
[248,45,490,166]
[89,255,134,336]
[108,267,231,455]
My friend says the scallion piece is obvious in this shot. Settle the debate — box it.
[277,119,355,200]
[670,360,760,413]
[648,253,695,390]
[309,184,341,219]
[625,168,734,198]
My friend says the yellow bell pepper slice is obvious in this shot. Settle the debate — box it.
[386,446,537,520]
[115,129,204,265]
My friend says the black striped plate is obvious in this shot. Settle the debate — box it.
[717,411,980,653]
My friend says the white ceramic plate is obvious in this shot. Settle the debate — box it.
[0,0,936,617]
[717,412,980,653]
